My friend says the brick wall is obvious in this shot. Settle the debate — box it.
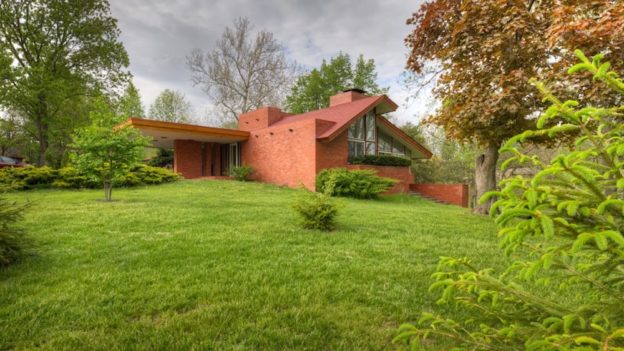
[174,140,203,179]
[241,118,318,190]
[409,183,469,207]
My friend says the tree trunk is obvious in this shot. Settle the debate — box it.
[104,181,112,201]
[35,94,49,167]
[474,144,500,215]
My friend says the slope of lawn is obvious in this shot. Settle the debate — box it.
[0,180,501,350]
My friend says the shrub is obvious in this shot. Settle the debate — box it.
[316,168,397,199]
[351,154,412,167]
[0,195,29,267]
[230,165,254,181]
[293,191,338,231]
[147,148,174,168]
[394,52,624,350]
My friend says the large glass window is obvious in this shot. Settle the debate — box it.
[378,130,410,158]
[348,111,376,160]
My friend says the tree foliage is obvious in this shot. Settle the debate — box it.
[116,82,144,119]
[0,0,129,166]
[71,100,150,201]
[148,89,192,123]
[404,0,624,214]
[0,194,29,267]
[187,17,296,124]
[395,53,624,351]
[284,53,388,114]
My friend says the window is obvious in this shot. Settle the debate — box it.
[378,130,410,158]
[348,111,376,160]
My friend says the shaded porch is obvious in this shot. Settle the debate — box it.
[124,118,249,179]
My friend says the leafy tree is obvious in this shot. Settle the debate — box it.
[116,82,144,119]
[71,100,150,201]
[405,0,624,214]
[187,17,297,124]
[285,53,388,114]
[148,89,192,123]
[395,53,624,350]
[405,0,551,214]
[0,0,130,166]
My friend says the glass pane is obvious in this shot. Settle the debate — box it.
[366,112,375,141]
[378,131,392,152]
[355,141,364,157]
[393,141,404,155]
[405,149,412,158]
[348,117,365,140]
[366,142,376,155]
[348,141,356,159]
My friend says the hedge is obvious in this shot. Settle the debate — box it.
[0,164,180,190]
[316,168,397,199]
[350,154,411,167]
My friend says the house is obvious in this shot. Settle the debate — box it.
[125,89,433,193]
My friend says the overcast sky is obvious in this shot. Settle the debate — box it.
[109,0,433,125]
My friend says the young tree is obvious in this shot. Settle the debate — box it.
[395,51,624,351]
[186,17,297,124]
[116,82,145,119]
[148,89,192,123]
[71,100,150,201]
[285,53,388,114]
[0,0,130,166]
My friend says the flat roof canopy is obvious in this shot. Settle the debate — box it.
[123,118,250,148]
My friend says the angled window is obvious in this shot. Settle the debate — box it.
[348,111,376,160]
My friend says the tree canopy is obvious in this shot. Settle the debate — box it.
[0,0,129,166]
[405,0,624,213]
[284,53,388,114]
[116,82,144,119]
[148,89,192,123]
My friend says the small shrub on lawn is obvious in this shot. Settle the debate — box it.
[230,165,254,181]
[293,191,338,231]
[0,195,29,267]
[316,168,397,199]
[350,154,411,167]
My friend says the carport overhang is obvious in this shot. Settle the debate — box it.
[121,118,250,148]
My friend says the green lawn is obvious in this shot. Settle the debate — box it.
[1,180,501,350]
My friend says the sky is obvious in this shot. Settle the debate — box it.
[109,0,434,126]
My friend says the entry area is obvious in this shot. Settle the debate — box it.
[123,118,249,179]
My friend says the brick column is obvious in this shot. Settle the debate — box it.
[173,140,203,179]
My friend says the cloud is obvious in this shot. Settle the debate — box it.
[109,0,432,125]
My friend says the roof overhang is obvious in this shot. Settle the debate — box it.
[121,118,250,148]
[376,116,433,159]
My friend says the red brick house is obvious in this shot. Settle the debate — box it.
[126,89,433,194]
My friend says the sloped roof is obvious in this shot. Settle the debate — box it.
[271,94,431,159]
[272,95,397,141]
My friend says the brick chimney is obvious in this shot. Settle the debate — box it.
[238,107,286,131]
[329,88,368,107]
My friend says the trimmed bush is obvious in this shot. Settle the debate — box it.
[316,168,397,199]
[230,165,254,181]
[0,165,180,191]
[0,195,29,267]
[351,154,412,167]
[293,191,338,231]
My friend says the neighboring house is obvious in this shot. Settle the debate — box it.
[0,155,26,169]
[125,89,433,193]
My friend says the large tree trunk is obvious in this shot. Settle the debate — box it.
[474,144,500,215]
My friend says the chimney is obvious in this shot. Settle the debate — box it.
[238,107,285,131]
[329,88,368,107]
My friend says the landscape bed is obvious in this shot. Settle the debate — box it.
[0,180,501,350]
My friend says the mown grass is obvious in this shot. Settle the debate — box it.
[1,180,501,350]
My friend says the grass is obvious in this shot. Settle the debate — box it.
[1,180,501,350]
